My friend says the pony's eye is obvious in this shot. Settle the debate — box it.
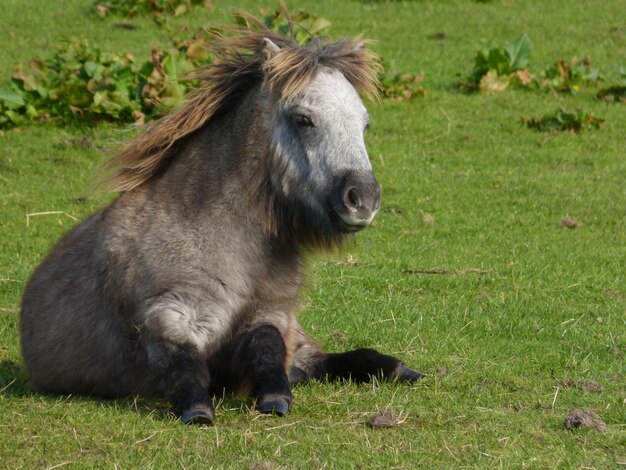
[293,114,314,128]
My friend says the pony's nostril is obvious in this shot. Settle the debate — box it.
[346,187,360,210]
[336,171,381,229]
[348,188,361,208]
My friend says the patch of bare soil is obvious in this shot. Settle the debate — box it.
[563,410,606,432]
[576,380,604,393]
[558,379,604,393]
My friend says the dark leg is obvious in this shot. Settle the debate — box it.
[314,348,424,383]
[229,325,292,415]
[288,321,423,385]
[169,353,215,425]
[142,343,214,426]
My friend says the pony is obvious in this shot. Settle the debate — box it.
[20,18,422,425]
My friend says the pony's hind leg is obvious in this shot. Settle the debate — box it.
[226,325,292,415]
[317,348,424,383]
[289,321,423,384]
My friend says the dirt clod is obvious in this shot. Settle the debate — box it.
[435,367,448,376]
[367,411,401,429]
[560,217,581,228]
[563,409,606,432]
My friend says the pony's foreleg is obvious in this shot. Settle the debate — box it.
[230,325,292,415]
[158,345,215,425]
[289,322,423,384]
[140,293,216,425]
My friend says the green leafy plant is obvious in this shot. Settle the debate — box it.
[0,38,200,128]
[458,33,532,93]
[521,108,604,133]
[0,39,140,127]
[459,34,607,96]
[526,57,602,93]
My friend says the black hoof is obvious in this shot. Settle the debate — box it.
[181,405,215,426]
[257,393,291,416]
[395,365,425,383]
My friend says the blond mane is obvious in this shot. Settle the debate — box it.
[103,14,381,192]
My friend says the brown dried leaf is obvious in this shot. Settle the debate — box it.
[95,4,109,17]
[68,105,84,116]
[132,110,145,125]
[511,69,533,86]
[479,70,509,94]
[336,254,359,266]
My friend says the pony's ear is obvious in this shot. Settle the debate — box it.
[261,38,281,62]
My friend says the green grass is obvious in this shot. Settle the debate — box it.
[1,0,625,468]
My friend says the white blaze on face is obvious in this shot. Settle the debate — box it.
[271,67,374,219]
[296,68,372,173]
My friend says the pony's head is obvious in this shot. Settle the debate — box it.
[259,37,381,235]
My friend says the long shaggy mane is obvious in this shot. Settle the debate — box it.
[102,13,381,192]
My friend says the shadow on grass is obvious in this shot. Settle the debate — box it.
[0,359,174,421]
[0,359,255,424]
[0,359,29,396]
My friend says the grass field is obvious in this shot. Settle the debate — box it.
[1,0,625,468]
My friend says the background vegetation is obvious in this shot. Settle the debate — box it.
[0,0,624,467]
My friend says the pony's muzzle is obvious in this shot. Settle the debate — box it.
[336,171,381,231]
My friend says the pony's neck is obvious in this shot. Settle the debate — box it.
[143,87,273,223]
